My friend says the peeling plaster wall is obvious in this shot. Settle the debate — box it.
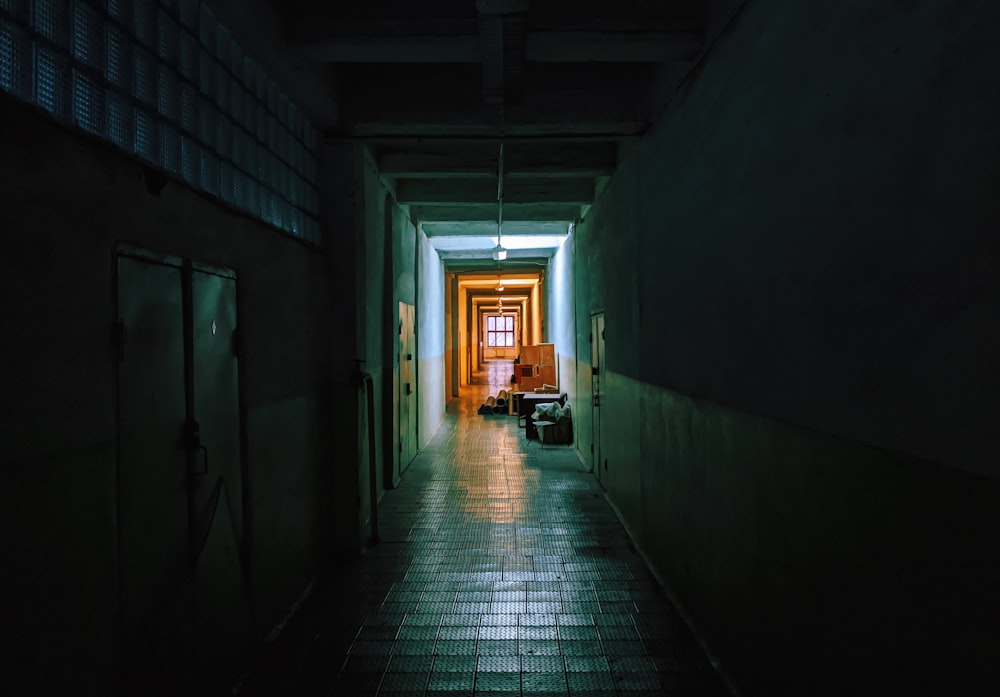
[568,0,1000,693]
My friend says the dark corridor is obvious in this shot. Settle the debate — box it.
[241,389,728,697]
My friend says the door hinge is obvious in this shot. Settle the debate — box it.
[590,443,594,453]
[589,332,593,342]
[113,320,127,361]
[399,441,403,453]
[601,329,605,340]
[593,394,600,407]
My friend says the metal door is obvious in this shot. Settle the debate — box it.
[190,268,251,691]
[116,254,193,693]
[591,313,606,481]
[398,301,417,471]
[117,253,248,695]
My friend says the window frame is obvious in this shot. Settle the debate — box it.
[486,313,515,348]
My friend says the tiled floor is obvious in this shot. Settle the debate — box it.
[470,359,516,387]
[241,386,729,697]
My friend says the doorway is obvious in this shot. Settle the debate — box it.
[116,250,251,695]
[397,301,418,477]
[591,312,606,481]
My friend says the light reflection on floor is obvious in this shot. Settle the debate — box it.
[242,385,729,697]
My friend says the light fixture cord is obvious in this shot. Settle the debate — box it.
[497,142,504,248]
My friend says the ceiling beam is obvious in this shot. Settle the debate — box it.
[344,103,644,137]
[478,14,505,104]
[525,32,701,62]
[411,203,581,222]
[288,18,480,42]
[346,120,643,138]
[294,31,701,64]
[397,178,594,205]
[298,35,479,63]
[338,63,647,136]
[378,143,617,178]
[438,248,556,260]
[422,221,571,236]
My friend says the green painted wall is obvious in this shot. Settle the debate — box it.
[356,149,390,525]
[558,0,1000,693]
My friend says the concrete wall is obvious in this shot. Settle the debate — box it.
[445,274,457,397]
[356,149,390,523]
[320,142,367,556]
[547,236,579,443]
[383,162,422,481]
[0,95,351,693]
[459,284,469,386]
[567,0,1000,693]
[417,226,446,446]
[357,149,432,488]
[530,278,543,346]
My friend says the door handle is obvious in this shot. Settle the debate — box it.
[186,420,209,476]
[193,444,208,476]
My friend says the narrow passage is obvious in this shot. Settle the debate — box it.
[244,388,729,697]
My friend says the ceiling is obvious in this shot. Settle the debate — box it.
[266,0,711,267]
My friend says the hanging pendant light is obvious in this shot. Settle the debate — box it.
[492,142,507,261]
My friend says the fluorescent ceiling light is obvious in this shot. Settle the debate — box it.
[430,235,568,251]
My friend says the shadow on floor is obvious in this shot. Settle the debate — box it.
[238,389,730,697]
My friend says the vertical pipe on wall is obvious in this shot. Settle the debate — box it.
[382,192,395,492]
[352,144,370,549]
[352,361,379,546]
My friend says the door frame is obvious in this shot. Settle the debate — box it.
[113,243,248,692]
[590,311,606,482]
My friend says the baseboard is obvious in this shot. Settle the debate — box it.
[602,494,743,697]
[263,576,319,644]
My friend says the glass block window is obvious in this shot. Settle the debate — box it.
[73,67,104,133]
[180,133,197,183]
[106,88,132,149]
[0,21,33,100]
[36,45,71,118]
[72,1,103,70]
[0,0,31,22]
[33,0,70,47]
[134,105,159,162]
[0,0,322,246]
[160,120,179,172]
[106,26,131,88]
